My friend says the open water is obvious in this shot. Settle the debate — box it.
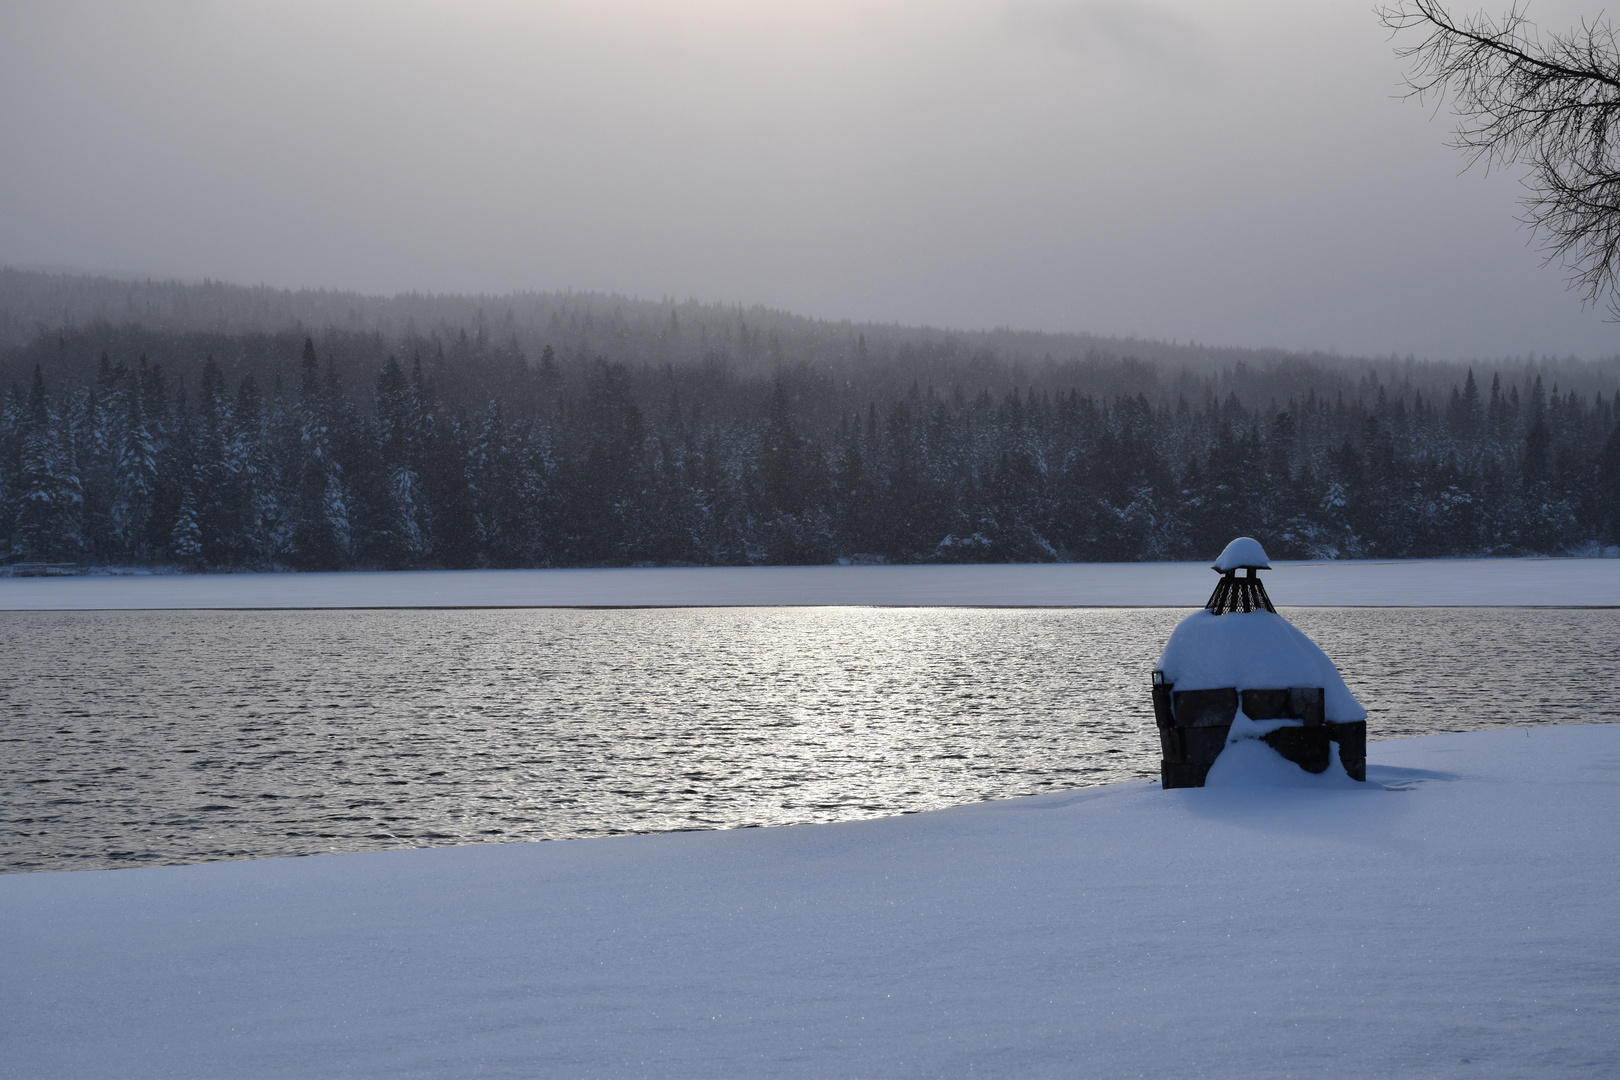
[3,607,1616,873]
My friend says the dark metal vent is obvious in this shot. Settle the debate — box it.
[1204,568,1275,615]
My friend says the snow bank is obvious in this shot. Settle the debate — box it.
[1,556,1618,609]
[3,725,1616,1079]
[1157,608,1366,721]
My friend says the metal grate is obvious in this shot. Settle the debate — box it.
[1204,568,1275,614]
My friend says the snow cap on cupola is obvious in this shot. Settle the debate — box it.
[1212,536,1270,572]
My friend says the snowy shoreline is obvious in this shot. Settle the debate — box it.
[4,725,1616,1078]
[3,556,1619,609]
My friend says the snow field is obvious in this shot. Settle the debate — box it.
[3,725,1616,1078]
[2,555,1619,609]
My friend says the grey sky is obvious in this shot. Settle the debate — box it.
[1,0,1614,360]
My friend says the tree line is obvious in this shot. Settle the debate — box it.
[3,327,1618,570]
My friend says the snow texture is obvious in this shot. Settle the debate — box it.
[1,556,1618,610]
[1156,608,1367,721]
[3,725,1616,1079]
[1212,535,1270,571]
[1204,724,1364,788]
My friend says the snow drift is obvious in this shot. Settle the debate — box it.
[3,725,1616,1079]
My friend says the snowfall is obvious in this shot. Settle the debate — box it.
[0,725,1613,1078]
[1,555,1619,609]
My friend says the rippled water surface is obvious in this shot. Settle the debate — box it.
[3,607,1616,873]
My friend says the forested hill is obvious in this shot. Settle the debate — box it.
[2,270,1618,569]
[0,267,1361,381]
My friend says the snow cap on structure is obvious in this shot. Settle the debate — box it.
[1213,536,1270,573]
[1156,609,1366,722]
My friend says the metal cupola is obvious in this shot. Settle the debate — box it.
[1205,536,1274,615]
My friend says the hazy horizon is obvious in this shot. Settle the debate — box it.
[4,1,1620,362]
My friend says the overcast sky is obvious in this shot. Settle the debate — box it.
[1,0,1615,360]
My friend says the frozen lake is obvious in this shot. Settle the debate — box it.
[4,606,1617,873]
[3,556,1620,609]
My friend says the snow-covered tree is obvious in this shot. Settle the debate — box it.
[11,368,83,560]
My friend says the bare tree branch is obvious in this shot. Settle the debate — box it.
[1379,1,1620,316]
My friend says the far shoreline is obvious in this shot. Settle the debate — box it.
[3,557,1618,609]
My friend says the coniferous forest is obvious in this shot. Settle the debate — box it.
[2,272,1619,570]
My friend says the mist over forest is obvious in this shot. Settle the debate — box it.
[3,270,1618,570]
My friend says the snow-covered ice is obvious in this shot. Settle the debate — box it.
[1,556,1618,609]
[3,725,1616,1079]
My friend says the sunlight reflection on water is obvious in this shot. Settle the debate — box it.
[2,607,1615,872]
